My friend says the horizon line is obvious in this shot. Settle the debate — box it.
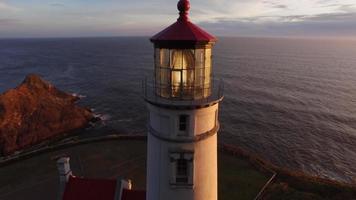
[0,35,356,41]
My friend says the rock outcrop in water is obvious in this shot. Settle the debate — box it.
[0,74,94,156]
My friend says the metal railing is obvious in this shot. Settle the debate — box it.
[142,77,224,107]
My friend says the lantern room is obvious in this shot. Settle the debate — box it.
[150,0,217,100]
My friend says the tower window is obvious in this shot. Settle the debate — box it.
[169,152,194,187]
[179,115,189,131]
[176,158,188,183]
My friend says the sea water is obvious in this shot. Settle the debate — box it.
[0,37,356,183]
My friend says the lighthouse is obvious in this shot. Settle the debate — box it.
[144,0,223,200]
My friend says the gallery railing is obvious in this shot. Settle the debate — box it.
[142,77,224,107]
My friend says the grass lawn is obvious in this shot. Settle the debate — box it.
[0,140,270,200]
[219,153,271,200]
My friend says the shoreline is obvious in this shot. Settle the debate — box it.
[0,133,146,167]
[2,132,356,191]
[219,144,356,196]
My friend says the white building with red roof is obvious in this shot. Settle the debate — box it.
[57,157,145,200]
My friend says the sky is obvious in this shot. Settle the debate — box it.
[0,0,355,38]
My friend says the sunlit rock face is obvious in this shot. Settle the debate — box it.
[0,74,93,156]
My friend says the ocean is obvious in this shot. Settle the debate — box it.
[0,37,356,183]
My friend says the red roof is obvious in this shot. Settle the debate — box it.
[151,0,216,44]
[121,189,146,200]
[151,19,216,43]
[62,176,146,200]
[63,177,117,200]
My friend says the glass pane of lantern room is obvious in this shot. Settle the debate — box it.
[183,69,194,85]
[172,70,181,87]
[155,48,160,66]
[171,49,195,69]
[160,68,171,97]
[204,48,212,97]
[195,49,205,68]
[194,49,205,99]
[171,70,181,98]
[155,48,160,85]
[204,48,212,84]
[170,50,183,69]
[182,69,194,98]
[182,50,195,69]
[161,68,170,86]
[194,68,204,99]
[160,49,170,67]
[155,67,160,86]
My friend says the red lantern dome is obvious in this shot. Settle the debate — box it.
[151,0,216,48]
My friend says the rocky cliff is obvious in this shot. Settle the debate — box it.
[0,74,94,155]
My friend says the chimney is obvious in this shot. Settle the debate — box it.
[114,179,132,200]
[57,157,72,200]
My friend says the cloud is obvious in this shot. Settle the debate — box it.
[50,3,65,7]
[0,0,355,38]
[199,11,356,38]
[262,1,288,9]
[191,0,356,23]
[0,18,20,26]
[0,1,20,12]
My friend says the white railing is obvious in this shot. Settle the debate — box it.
[142,77,224,107]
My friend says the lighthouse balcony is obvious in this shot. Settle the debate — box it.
[142,78,224,108]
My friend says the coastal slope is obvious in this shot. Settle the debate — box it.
[0,74,93,155]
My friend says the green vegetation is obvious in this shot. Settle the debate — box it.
[263,173,356,200]
[219,143,356,200]
[219,153,270,200]
[3,139,354,200]
[0,139,270,200]
[0,140,147,200]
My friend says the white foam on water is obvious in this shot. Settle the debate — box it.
[72,93,87,99]
[93,113,111,121]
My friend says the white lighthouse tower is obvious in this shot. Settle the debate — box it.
[144,0,223,200]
